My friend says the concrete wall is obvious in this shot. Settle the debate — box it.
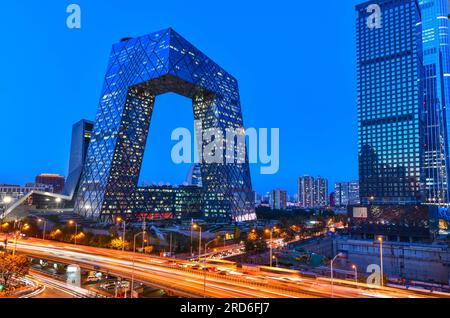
[334,238,450,285]
[288,237,335,259]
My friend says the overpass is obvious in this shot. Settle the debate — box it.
[4,236,448,299]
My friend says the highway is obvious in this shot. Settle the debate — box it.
[3,236,449,299]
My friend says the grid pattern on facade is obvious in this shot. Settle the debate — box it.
[357,0,425,205]
[74,28,255,223]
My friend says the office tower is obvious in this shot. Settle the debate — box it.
[314,176,329,207]
[186,163,203,188]
[334,181,360,207]
[357,0,425,205]
[298,176,315,208]
[74,28,256,223]
[420,0,450,205]
[174,185,203,219]
[64,119,94,197]
[270,189,287,210]
[35,174,65,194]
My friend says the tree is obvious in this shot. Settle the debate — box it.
[144,246,154,254]
[0,254,30,289]
[110,238,130,251]
[244,238,268,254]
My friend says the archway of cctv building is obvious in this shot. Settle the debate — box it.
[74,28,256,223]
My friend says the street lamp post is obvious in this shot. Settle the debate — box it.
[69,220,78,245]
[193,224,202,261]
[273,256,278,267]
[38,219,47,240]
[204,239,217,263]
[116,217,126,252]
[377,236,384,287]
[12,223,29,256]
[131,231,147,298]
[330,252,344,298]
[190,219,194,258]
[352,264,358,287]
[265,228,276,267]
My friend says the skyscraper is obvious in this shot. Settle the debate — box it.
[314,176,329,207]
[357,0,425,205]
[357,0,450,209]
[64,119,94,197]
[74,28,256,223]
[420,0,450,205]
[298,176,328,208]
[334,181,360,207]
[298,176,315,208]
[270,189,287,210]
[186,163,203,188]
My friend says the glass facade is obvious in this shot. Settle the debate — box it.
[74,28,256,223]
[64,119,94,197]
[420,0,450,205]
[298,176,315,208]
[357,0,425,205]
[298,176,328,208]
[334,181,360,207]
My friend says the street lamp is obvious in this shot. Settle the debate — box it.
[377,236,384,287]
[204,239,217,263]
[13,223,29,256]
[330,252,344,298]
[3,197,12,204]
[192,224,202,261]
[190,220,194,258]
[352,264,358,286]
[69,220,78,245]
[131,231,147,298]
[38,218,47,240]
[265,227,277,267]
[272,255,278,267]
[116,217,126,252]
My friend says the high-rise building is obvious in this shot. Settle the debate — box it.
[420,0,450,205]
[357,0,425,205]
[334,181,360,207]
[357,0,450,209]
[35,174,65,194]
[298,176,328,208]
[270,189,287,210]
[174,186,203,219]
[74,28,256,223]
[314,176,329,207]
[298,176,315,208]
[64,119,94,197]
[186,163,203,188]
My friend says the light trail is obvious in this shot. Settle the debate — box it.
[3,236,449,299]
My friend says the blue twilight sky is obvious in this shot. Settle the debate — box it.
[0,0,361,196]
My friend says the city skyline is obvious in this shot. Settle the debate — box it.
[1,0,362,195]
[0,0,449,302]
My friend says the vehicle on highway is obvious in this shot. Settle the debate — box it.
[86,275,101,283]
[100,281,117,290]
[204,259,238,270]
